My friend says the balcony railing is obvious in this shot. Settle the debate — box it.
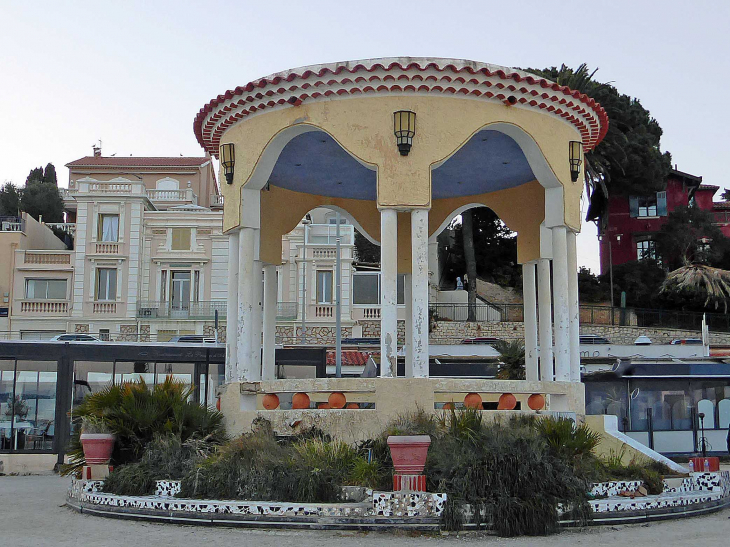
[92,302,117,314]
[148,189,198,204]
[305,224,354,245]
[137,301,227,319]
[210,194,224,207]
[23,251,71,265]
[20,301,69,314]
[95,242,120,254]
[0,216,24,232]
[45,222,76,236]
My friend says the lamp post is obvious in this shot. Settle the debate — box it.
[300,217,311,345]
[600,230,621,326]
[335,212,342,378]
[698,412,708,458]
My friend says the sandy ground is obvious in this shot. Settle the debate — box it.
[2,474,730,546]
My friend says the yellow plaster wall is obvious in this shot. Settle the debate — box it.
[220,95,582,233]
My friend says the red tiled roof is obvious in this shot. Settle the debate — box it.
[713,201,730,210]
[326,351,370,366]
[66,156,210,168]
[698,184,720,191]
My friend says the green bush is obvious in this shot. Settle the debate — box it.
[180,423,367,503]
[429,414,592,536]
[63,377,226,476]
[103,435,213,496]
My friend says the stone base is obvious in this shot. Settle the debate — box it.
[83,465,113,480]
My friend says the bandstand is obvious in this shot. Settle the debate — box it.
[193,57,608,438]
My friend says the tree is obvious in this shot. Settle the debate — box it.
[722,188,730,202]
[526,64,672,223]
[0,182,21,217]
[601,259,666,308]
[353,229,380,263]
[577,267,609,303]
[660,264,730,313]
[655,206,728,270]
[42,163,58,185]
[494,339,526,380]
[20,163,64,223]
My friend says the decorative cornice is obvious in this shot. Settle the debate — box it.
[194,57,607,157]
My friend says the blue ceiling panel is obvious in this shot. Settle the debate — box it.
[268,132,376,200]
[432,130,535,198]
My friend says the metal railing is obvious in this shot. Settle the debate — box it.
[431,300,730,333]
[137,301,227,319]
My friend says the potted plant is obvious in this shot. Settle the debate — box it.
[386,434,431,475]
[79,416,116,465]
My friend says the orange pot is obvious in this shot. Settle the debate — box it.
[329,392,347,409]
[291,392,311,409]
[317,402,331,409]
[443,402,455,410]
[527,393,545,411]
[497,393,517,410]
[345,403,360,409]
[262,393,280,410]
[464,392,483,409]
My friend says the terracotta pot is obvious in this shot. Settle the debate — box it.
[497,393,517,410]
[317,402,331,409]
[80,433,116,465]
[215,398,221,411]
[527,393,545,411]
[291,392,311,409]
[443,402,455,410]
[464,392,483,409]
[387,435,431,474]
[262,393,280,410]
[345,403,360,409]
[328,392,347,409]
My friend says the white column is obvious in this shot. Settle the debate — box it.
[428,240,439,294]
[262,264,277,381]
[251,260,263,378]
[567,230,581,382]
[537,258,553,381]
[404,273,413,378]
[225,230,239,383]
[552,226,570,382]
[236,227,257,381]
[380,208,398,378]
[411,209,430,377]
[522,262,539,382]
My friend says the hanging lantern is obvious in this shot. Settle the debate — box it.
[569,140,583,182]
[393,110,416,156]
[220,143,235,184]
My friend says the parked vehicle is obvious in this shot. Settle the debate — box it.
[168,335,218,344]
[580,334,611,345]
[670,338,703,345]
[461,337,502,346]
[50,334,100,342]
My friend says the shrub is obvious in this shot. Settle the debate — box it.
[103,435,213,496]
[63,377,226,476]
[429,413,592,536]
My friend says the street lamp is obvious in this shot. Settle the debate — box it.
[569,141,583,183]
[599,231,621,325]
[394,111,416,156]
[300,216,311,345]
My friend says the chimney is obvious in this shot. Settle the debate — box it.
[93,145,101,157]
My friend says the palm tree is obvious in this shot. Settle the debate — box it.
[494,339,526,380]
[660,264,730,312]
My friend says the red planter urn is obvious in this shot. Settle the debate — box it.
[387,435,431,474]
[80,433,116,465]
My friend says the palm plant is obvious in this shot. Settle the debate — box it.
[660,263,730,312]
[494,339,526,380]
[62,377,226,476]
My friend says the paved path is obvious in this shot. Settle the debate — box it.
[2,474,730,546]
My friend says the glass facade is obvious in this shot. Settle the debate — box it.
[0,360,57,451]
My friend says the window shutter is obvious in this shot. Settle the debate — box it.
[629,196,639,217]
[657,191,668,216]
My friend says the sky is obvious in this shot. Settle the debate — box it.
[1,0,728,273]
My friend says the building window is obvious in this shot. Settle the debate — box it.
[316,271,333,304]
[98,214,119,242]
[636,240,657,261]
[96,268,117,301]
[638,195,657,217]
[328,217,347,224]
[170,271,191,310]
[25,279,67,300]
[171,228,191,251]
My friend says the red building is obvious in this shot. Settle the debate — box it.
[599,168,730,274]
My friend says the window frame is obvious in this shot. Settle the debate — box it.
[96,268,118,301]
[98,214,119,242]
[25,278,67,300]
[171,228,192,251]
[316,270,333,304]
